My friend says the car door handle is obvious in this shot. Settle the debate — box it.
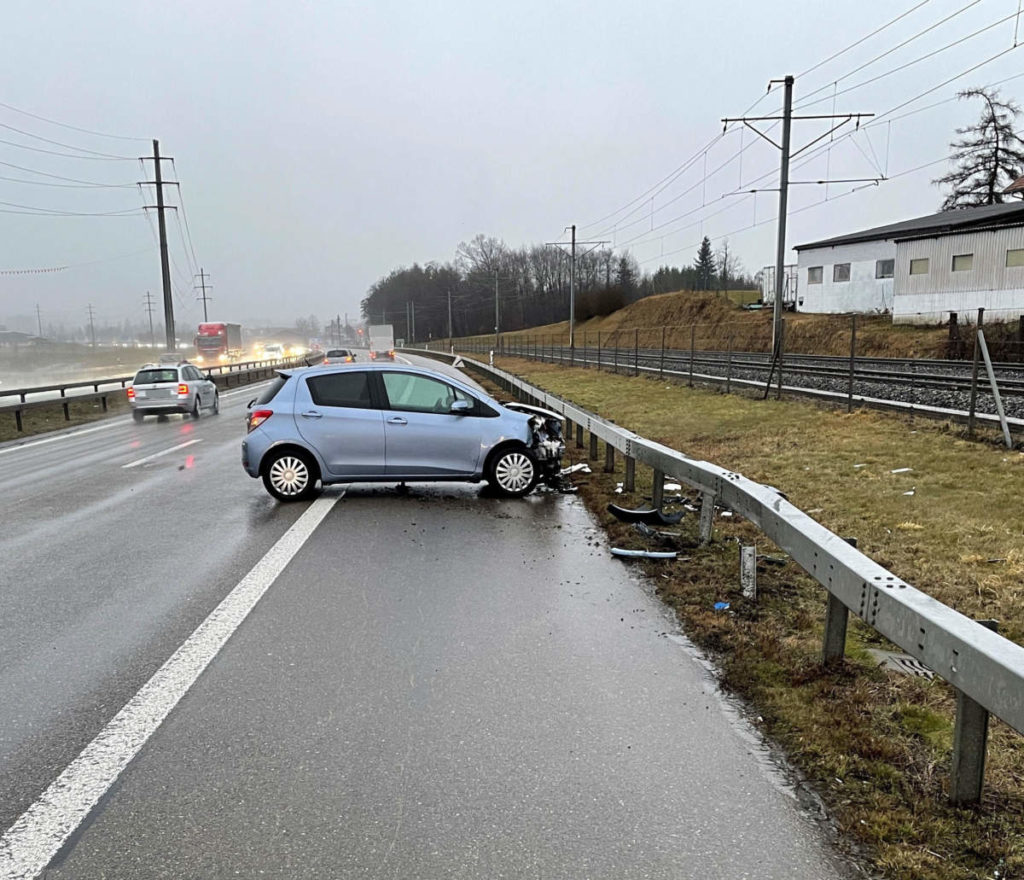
[300,411,323,419]
[387,417,408,425]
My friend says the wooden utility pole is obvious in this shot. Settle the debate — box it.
[144,291,157,347]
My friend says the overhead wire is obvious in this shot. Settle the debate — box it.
[0,122,139,159]
[0,159,135,186]
[0,136,136,160]
[0,99,148,142]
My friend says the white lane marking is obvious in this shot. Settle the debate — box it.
[121,438,203,469]
[220,381,270,399]
[0,492,343,880]
[0,420,123,457]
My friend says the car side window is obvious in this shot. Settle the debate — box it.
[306,371,373,408]
[382,372,460,414]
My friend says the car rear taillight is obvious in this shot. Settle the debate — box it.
[126,387,135,400]
[248,409,273,432]
[178,383,189,395]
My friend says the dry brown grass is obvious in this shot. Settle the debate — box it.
[0,394,132,443]
[480,290,955,358]
[472,355,1024,880]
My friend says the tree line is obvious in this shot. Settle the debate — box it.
[360,234,757,342]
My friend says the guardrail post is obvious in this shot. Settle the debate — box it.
[604,441,615,473]
[589,430,598,461]
[575,423,584,449]
[822,537,857,664]
[660,327,666,378]
[62,401,70,421]
[15,409,23,432]
[624,456,636,493]
[699,492,715,544]
[101,395,108,413]
[950,619,999,806]
[651,469,665,510]
[634,329,639,376]
[597,332,602,371]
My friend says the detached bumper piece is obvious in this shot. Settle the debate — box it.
[607,504,685,525]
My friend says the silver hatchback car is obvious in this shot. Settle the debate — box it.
[241,363,564,501]
[128,362,220,421]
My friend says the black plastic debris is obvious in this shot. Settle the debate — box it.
[607,504,685,525]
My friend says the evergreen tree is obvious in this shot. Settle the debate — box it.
[935,87,1024,209]
[693,236,716,290]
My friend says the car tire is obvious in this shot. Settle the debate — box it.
[132,410,144,423]
[190,397,201,419]
[211,392,220,415]
[262,449,320,502]
[486,446,539,497]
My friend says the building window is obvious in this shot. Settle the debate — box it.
[909,258,929,275]
[807,266,823,284]
[1007,248,1024,268]
[952,253,974,272]
[833,263,851,283]
[875,259,894,279]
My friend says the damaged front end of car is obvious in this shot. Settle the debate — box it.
[503,402,566,488]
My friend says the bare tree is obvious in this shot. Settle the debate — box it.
[934,87,1024,209]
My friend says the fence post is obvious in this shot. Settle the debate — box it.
[823,537,856,664]
[660,326,666,378]
[624,455,636,493]
[604,441,615,473]
[597,331,602,371]
[634,328,639,376]
[589,429,598,460]
[613,332,618,373]
[740,545,757,601]
[950,619,999,805]
[651,469,665,510]
[726,335,733,394]
[575,423,584,449]
[968,308,984,435]
[688,325,695,387]
[583,331,588,368]
[699,492,715,544]
[847,314,857,413]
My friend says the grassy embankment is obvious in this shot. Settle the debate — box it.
[462,289,1024,359]
[475,354,1023,880]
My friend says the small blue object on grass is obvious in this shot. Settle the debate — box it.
[714,602,730,611]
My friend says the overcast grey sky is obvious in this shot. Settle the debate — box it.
[2,0,1023,336]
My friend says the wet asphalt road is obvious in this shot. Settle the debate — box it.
[1,355,858,878]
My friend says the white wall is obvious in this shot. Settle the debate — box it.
[795,240,896,314]
[893,227,1024,324]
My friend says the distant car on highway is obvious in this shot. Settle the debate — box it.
[323,348,356,364]
[128,362,219,422]
[262,344,285,361]
[242,363,565,501]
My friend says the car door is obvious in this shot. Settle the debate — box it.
[379,371,485,476]
[293,369,386,477]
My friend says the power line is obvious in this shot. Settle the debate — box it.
[794,0,983,108]
[0,121,139,159]
[169,159,201,271]
[797,0,932,79]
[0,136,136,160]
[0,200,144,216]
[0,159,134,186]
[0,173,135,189]
[0,100,148,142]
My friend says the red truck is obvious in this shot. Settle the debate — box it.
[194,322,243,365]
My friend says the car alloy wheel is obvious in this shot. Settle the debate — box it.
[491,449,537,497]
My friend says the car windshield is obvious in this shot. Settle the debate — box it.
[134,369,179,384]
[325,350,349,357]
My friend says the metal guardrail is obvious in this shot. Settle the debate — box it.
[0,354,321,432]
[411,347,1024,805]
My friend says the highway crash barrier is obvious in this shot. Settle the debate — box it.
[408,347,1024,807]
[0,353,323,432]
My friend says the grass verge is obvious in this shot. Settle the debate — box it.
[482,354,1024,880]
[0,394,132,443]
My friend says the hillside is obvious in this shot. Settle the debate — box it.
[489,291,970,359]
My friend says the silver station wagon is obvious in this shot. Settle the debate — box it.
[241,363,565,501]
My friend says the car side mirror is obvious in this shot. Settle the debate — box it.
[247,398,256,408]
[450,399,472,415]
[206,372,214,380]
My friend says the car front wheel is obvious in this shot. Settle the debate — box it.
[487,447,539,497]
[211,392,220,415]
[262,450,319,502]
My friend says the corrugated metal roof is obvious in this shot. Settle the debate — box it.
[794,202,1024,251]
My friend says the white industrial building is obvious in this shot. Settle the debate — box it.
[793,202,1024,320]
